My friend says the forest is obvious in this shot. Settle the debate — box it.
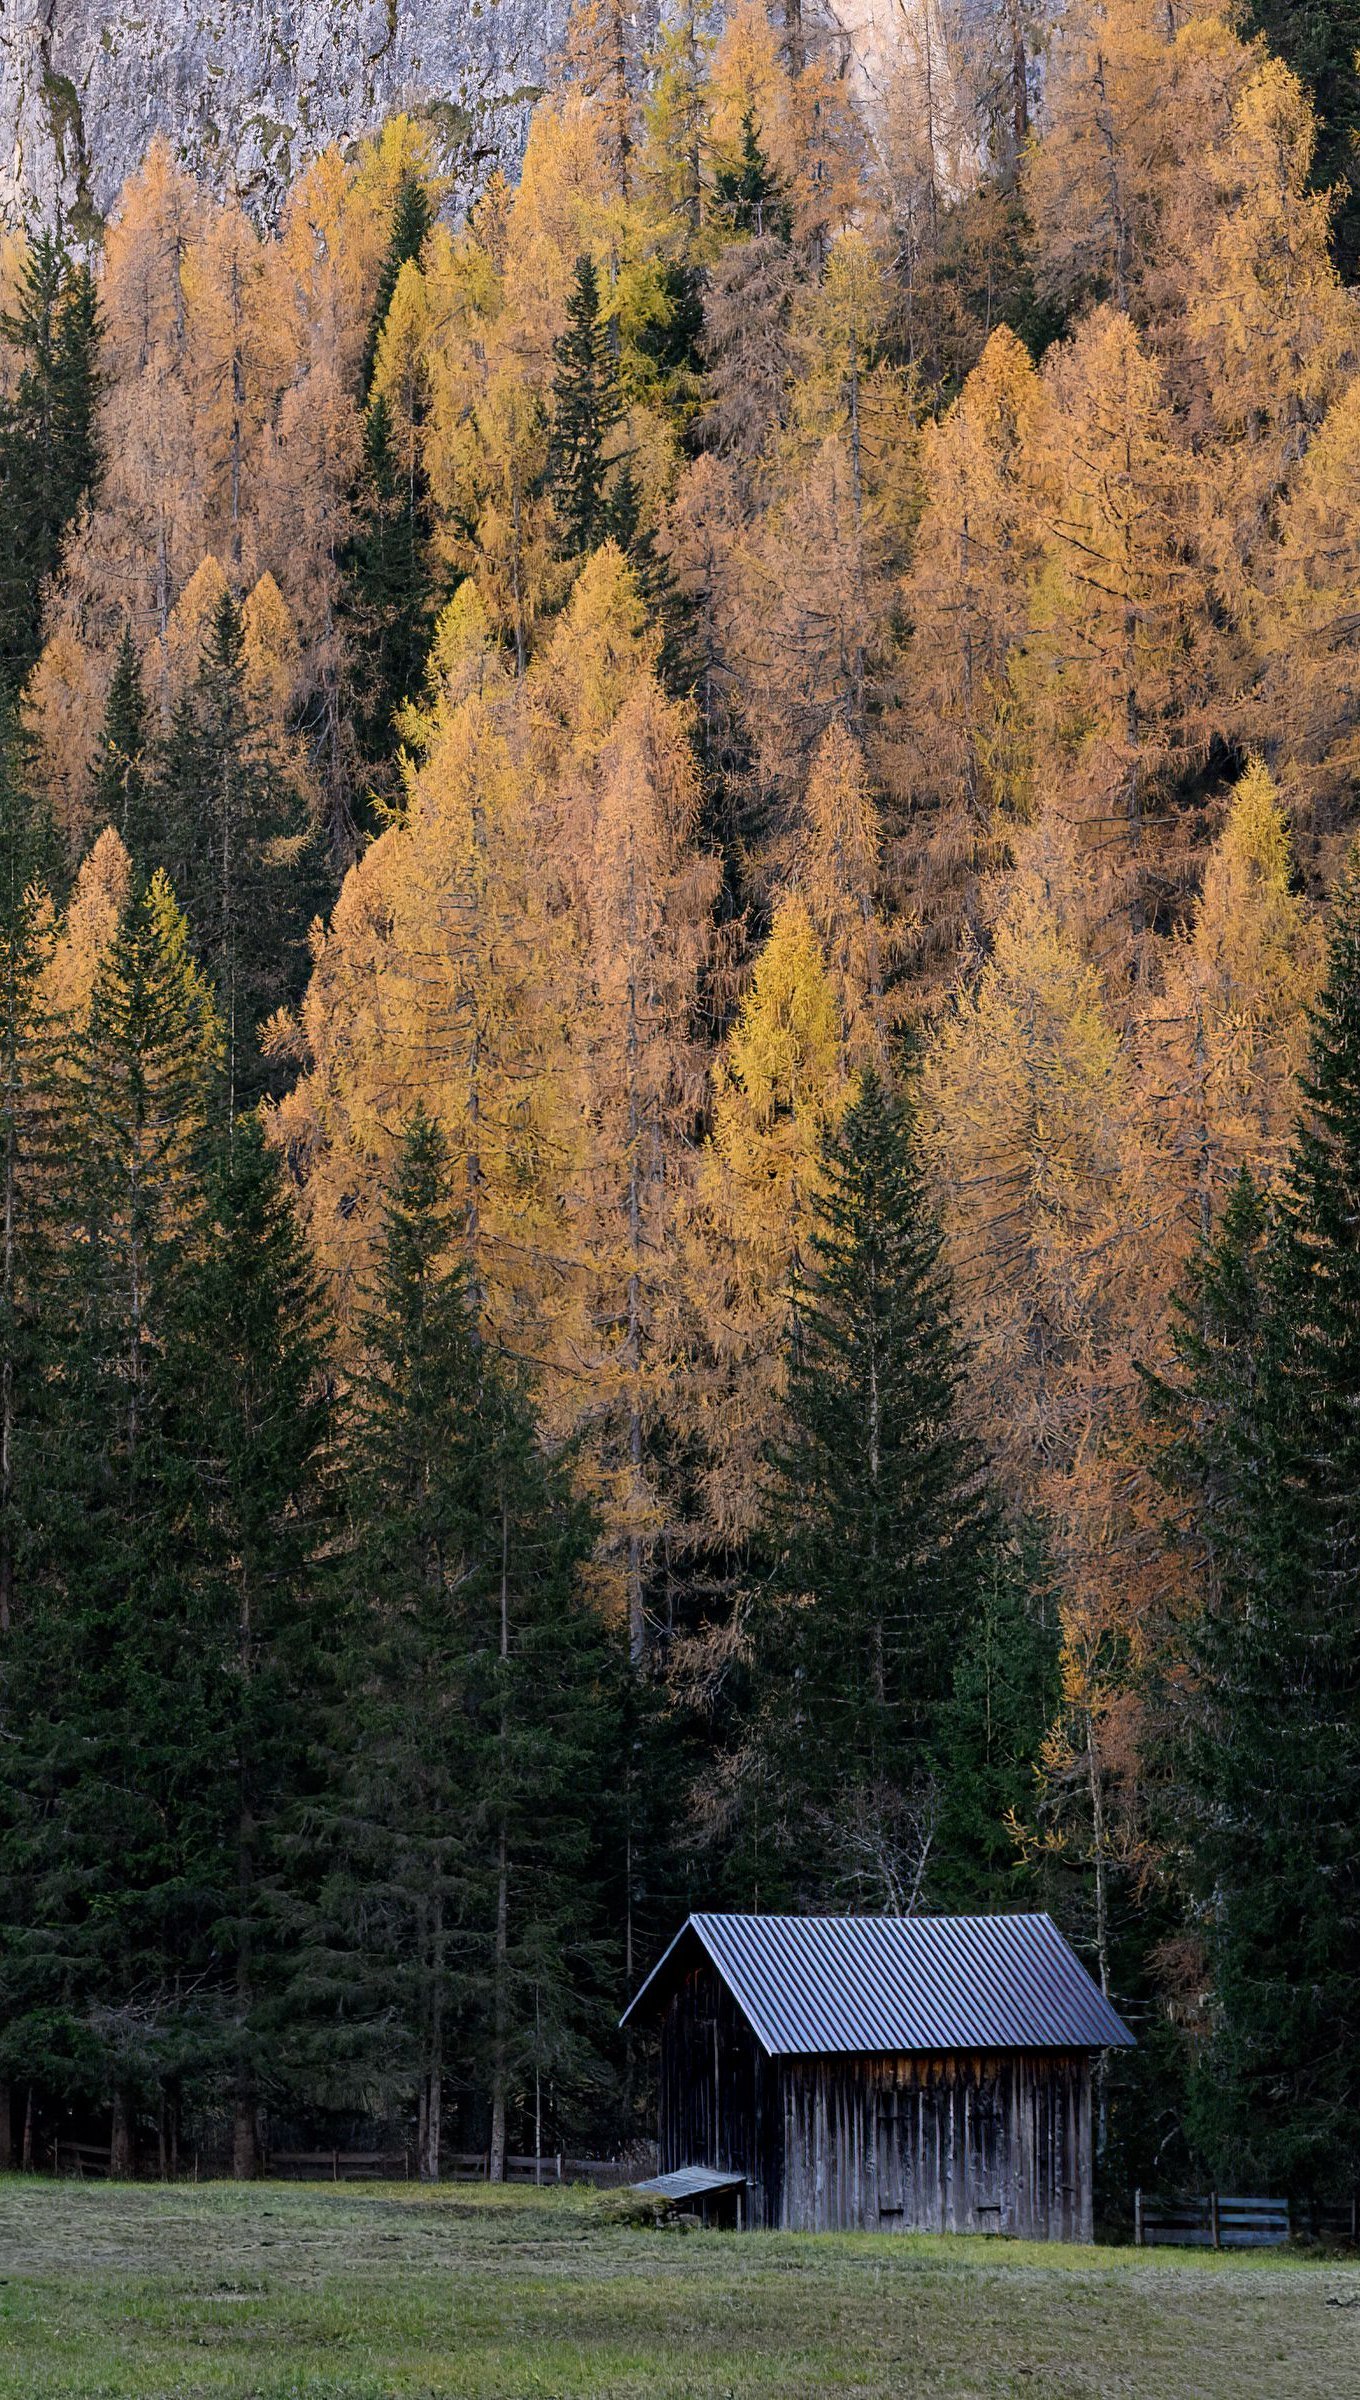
[0,0,1358,2212]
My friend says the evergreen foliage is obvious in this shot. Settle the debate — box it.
[0,229,100,694]
[932,1526,1061,1912]
[308,1110,617,2176]
[143,591,318,1115]
[362,174,435,400]
[91,627,150,852]
[344,392,437,777]
[713,111,788,240]
[1247,2,1360,273]
[0,873,221,2144]
[549,255,621,556]
[746,1067,993,1910]
[0,699,60,1646]
[1157,860,1360,2195]
[163,1116,330,2175]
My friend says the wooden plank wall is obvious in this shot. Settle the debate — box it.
[779,2051,1093,2241]
[658,1962,783,2226]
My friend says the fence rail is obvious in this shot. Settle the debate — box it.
[46,2143,639,2188]
[1135,2191,1291,2249]
[267,2149,411,2181]
[445,2152,636,2188]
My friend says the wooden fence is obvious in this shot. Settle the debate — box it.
[49,2142,637,2188]
[1134,2192,1290,2249]
[445,2152,636,2189]
[267,2150,412,2181]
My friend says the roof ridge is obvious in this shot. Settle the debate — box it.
[623,1908,1134,2054]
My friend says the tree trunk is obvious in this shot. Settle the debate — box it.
[234,1568,257,2181]
[488,1819,509,2183]
[232,2090,257,2182]
[110,2087,135,2178]
[0,2079,11,2171]
[489,1499,510,2183]
[419,2062,442,2182]
[1086,1711,1113,2162]
[0,1056,18,1637]
[420,1896,444,2181]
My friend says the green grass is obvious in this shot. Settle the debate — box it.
[0,2176,1356,2398]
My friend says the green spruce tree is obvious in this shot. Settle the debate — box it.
[745,1067,994,1912]
[310,1109,615,2179]
[361,173,435,399]
[145,590,319,1117]
[713,111,788,240]
[343,392,437,777]
[1156,856,1360,2196]
[91,626,150,852]
[932,1524,1061,1912]
[549,255,621,556]
[0,872,221,2165]
[163,1115,330,2177]
[0,229,100,693]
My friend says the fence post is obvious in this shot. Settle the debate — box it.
[332,2149,338,2184]
[1210,2191,1220,2251]
[1134,2188,1143,2248]
[557,2151,563,2185]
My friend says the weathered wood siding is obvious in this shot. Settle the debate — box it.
[779,2050,1093,2240]
[657,1961,782,2225]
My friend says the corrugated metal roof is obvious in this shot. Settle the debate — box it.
[621,1912,1133,2056]
[632,2166,748,2200]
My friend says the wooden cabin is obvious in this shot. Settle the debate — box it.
[622,1912,1132,2239]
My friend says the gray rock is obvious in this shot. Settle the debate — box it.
[0,0,585,231]
[0,0,994,236]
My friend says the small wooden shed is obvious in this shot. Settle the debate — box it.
[622,1912,1132,2239]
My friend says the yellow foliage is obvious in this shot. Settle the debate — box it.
[164,554,230,696]
[795,722,900,1065]
[924,815,1143,1479]
[23,630,106,858]
[1252,373,1360,824]
[370,256,431,438]
[898,324,1046,979]
[43,827,133,1033]
[501,95,621,366]
[241,571,301,718]
[1140,758,1322,1235]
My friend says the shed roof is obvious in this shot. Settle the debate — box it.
[620,1912,1133,2057]
[632,2166,748,2201]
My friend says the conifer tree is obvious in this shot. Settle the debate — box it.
[145,588,317,1117]
[641,5,714,230]
[745,1067,993,1910]
[345,390,437,774]
[1246,1,1360,272]
[91,626,150,852]
[0,872,222,2158]
[362,172,434,399]
[932,1527,1060,1912]
[164,1116,329,2177]
[549,254,621,555]
[0,701,59,1648]
[1158,852,1360,2193]
[0,229,100,692]
[714,110,787,239]
[316,1111,613,2178]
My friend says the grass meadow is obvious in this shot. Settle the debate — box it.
[0,2175,1356,2399]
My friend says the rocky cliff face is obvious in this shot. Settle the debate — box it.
[0,1,977,235]
[0,0,585,231]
